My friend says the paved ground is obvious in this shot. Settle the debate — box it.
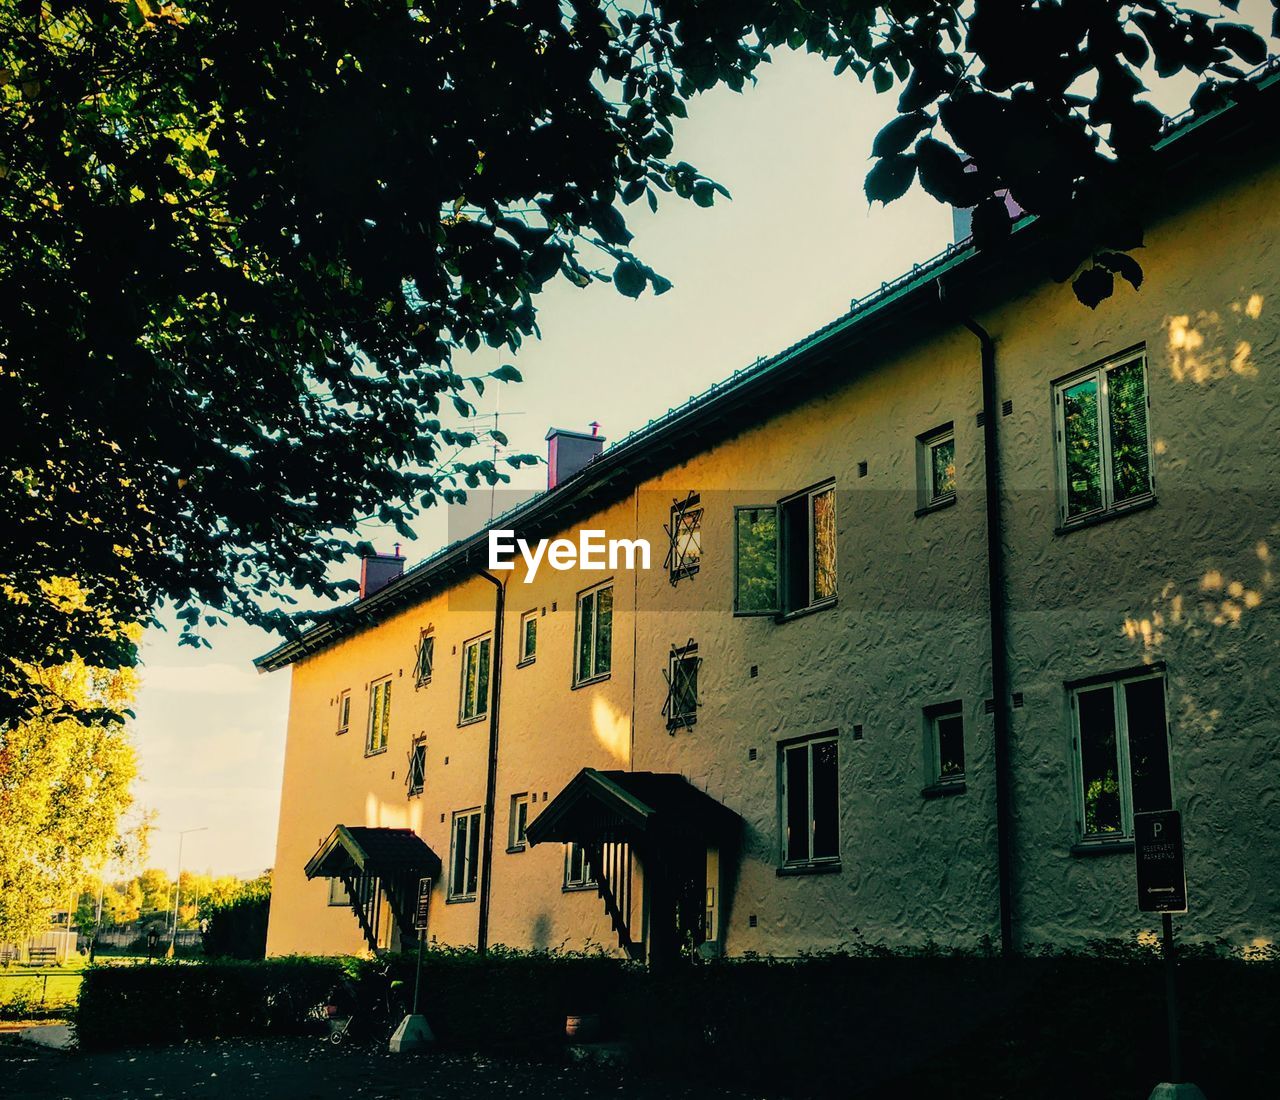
[0,1035,762,1099]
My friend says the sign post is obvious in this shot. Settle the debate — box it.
[1134,810,1203,1100]
[389,877,435,1054]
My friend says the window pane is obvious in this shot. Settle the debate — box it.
[462,646,476,717]
[594,586,613,676]
[1108,358,1151,504]
[676,655,697,717]
[781,495,810,612]
[451,818,468,896]
[676,515,701,569]
[1078,687,1122,835]
[476,639,491,713]
[523,616,536,660]
[812,488,837,601]
[785,746,810,863]
[466,814,480,895]
[1124,678,1172,815]
[1063,377,1103,517]
[577,591,594,680]
[735,508,778,613]
[811,741,839,860]
[380,682,391,748]
[937,715,965,779]
[931,437,956,500]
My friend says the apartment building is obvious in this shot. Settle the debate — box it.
[259,75,1280,963]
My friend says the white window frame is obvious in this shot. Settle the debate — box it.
[563,841,596,890]
[1053,348,1154,527]
[924,702,965,788]
[336,690,351,736]
[663,642,700,732]
[666,493,703,584]
[1069,670,1172,844]
[508,793,529,852]
[448,808,482,901]
[778,480,837,615]
[327,877,351,907]
[517,610,537,667]
[406,739,426,798]
[366,676,392,756]
[917,423,956,511]
[778,733,840,868]
[573,579,614,686]
[414,630,435,687]
[458,634,491,724]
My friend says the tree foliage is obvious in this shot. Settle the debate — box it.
[0,648,139,944]
[1,1,1272,723]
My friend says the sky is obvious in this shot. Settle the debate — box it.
[126,9,1272,878]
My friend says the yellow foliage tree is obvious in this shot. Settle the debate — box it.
[0,654,140,944]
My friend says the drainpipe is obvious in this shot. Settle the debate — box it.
[475,568,506,955]
[937,279,1016,958]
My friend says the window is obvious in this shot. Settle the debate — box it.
[663,641,700,732]
[734,482,836,616]
[1071,671,1172,842]
[366,677,391,755]
[518,610,537,666]
[508,794,529,851]
[734,506,779,614]
[449,809,482,900]
[406,740,425,797]
[665,493,703,584]
[925,702,965,789]
[574,581,613,685]
[459,634,491,722]
[780,735,839,867]
[414,631,435,686]
[918,424,956,510]
[328,878,351,907]
[563,842,595,889]
[336,690,351,735]
[1054,350,1152,525]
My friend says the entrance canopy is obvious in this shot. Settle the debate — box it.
[305,826,441,951]
[527,770,740,963]
[526,769,740,848]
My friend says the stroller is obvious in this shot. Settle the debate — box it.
[323,960,406,1045]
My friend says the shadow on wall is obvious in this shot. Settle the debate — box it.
[531,912,551,952]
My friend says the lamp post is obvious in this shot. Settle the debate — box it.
[168,827,207,958]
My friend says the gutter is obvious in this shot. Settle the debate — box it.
[474,569,506,956]
[938,279,1015,957]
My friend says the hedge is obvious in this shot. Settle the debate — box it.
[75,944,1280,1098]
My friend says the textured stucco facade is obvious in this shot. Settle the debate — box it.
[264,136,1279,960]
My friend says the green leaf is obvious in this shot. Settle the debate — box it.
[864,155,917,204]
[871,111,930,158]
[872,66,893,94]
[613,259,646,298]
[490,364,522,383]
[1072,265,1114,309]
[1216,22,1267,66]
[1095,251,1144,291]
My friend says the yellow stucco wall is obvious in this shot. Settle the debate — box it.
[266,152,1280,959]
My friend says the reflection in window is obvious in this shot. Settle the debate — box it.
[1056,351,1151,524]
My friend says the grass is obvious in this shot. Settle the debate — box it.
[0,965,84,1021]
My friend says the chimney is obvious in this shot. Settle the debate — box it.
[545,423,605,489]
[359,546,405,599]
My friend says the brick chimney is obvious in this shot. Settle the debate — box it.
[545,423,605,489]
[359,546,405,599]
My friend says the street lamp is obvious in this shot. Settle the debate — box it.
[168,827,208,957]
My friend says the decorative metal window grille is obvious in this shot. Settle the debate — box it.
[662,640,701,733]
[414,631,435,686]
[663,493,703,585]
[406,740,426,797]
